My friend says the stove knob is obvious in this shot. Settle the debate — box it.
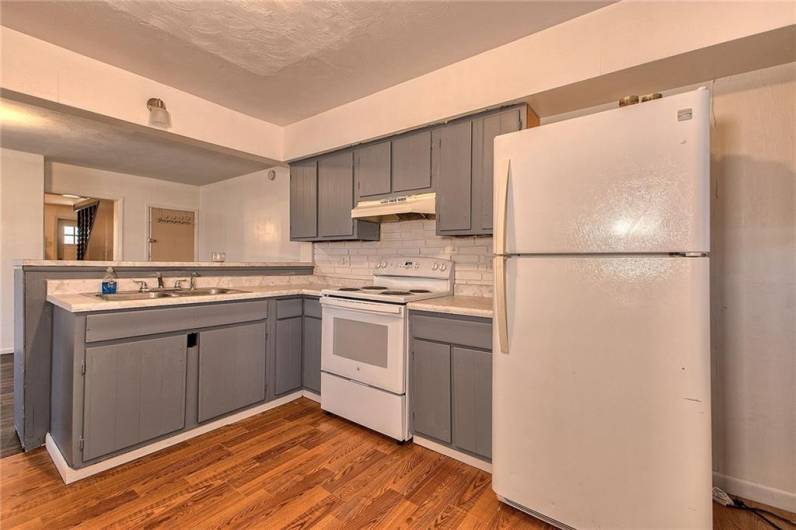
[440,264,448,271]
[414,263,420,269]
[432,263,439,271]
[380,261,387,268]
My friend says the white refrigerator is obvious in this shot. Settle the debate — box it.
[491,88,712,529]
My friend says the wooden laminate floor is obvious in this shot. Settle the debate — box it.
[1,397,793,529]
[0,355,23,459]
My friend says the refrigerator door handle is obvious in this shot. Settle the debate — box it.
[494,256,509,353]
[494,158,511,256]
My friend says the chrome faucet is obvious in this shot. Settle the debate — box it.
[155,272,164,289]
[190,272,200,290]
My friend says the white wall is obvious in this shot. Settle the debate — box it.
[284,1,795,159]
[197,168,312,262]
[0,149,44,353]
[45,162,200,261]
[0,27,283,161]
[709,62,795,511]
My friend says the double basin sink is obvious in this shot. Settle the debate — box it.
[97,287,247,301]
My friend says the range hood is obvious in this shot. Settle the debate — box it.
[351,192,436,222]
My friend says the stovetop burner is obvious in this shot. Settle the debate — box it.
[380,290,412,296]
[409,289,431,293]
[361,286,388,290]
[338,287,360,291]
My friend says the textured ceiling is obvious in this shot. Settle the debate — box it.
[0,96,274,185]
[0,1,612,125]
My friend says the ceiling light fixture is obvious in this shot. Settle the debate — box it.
[146,98,171,128]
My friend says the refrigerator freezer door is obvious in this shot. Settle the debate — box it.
[492,255,712,529]
[494,88,710,255]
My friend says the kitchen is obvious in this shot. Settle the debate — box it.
[0,2,794,529]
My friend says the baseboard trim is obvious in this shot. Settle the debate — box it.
[413,435,492,473]
[302,389,320,403]
[46,391,306,484]
[713,471,796,513]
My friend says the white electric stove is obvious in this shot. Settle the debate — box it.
[319,257,454,441]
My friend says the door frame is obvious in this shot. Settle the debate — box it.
[44,190,124,260]
[146,203,199,261]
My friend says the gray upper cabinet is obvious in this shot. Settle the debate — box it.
[289,159,318,240]
[83,334,187,461]
[275,315,303,395]
[472,107,523,233]
[411,338,452,443]
[290,151,378,242]
[198,321,267,423]
[355,141,391,199]
[392,130,432,193]
[318,151,355,238]
[434,120,473,234]
[435,105,524,236]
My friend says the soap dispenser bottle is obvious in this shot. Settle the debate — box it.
[101,267,118,294]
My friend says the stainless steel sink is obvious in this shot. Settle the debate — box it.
[97,291,174,301]
[97,287,248,301]
[170,287,247,296]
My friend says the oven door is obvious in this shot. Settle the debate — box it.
[321,297,407,394]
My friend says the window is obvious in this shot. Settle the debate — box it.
[62,224,79,245]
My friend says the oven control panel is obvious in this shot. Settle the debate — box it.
[373,257,453,278]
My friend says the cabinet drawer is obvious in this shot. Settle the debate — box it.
[411,313,492,350]
[303,297,321,319]
[85,300,268,343]
[276,298,303,319]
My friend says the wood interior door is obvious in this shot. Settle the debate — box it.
[149,207,195,261]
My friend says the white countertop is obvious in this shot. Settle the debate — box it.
[47,284,329,312]
[48,285,493,317]
[16,260,313,268]
[407,295,493,318]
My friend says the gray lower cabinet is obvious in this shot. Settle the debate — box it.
[83,333,187,461]
[50,300,271,468]
[411,339,452,443]
[302,316,321,393]
[451,346,492,458]
[410,311,493,461]
[197,321,267,423]
[275,316,303,395]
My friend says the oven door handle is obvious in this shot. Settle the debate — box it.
[320,297,403,315]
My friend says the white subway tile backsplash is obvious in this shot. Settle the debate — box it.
[313,220,493,296]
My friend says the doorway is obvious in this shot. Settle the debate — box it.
[148,207,195,261]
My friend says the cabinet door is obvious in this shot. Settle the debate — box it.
[275,316,303,395]
[302,316,321,393]
[452,346,492,459]
[318,151,354,237]
[472,108,522,232]
[83,334,187,461]
[411,339,451,443]
[435,120,473,233]
[290,160,318,239]
[355,141,391,199]
[392,130,432,192]
[198,321,267,423]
